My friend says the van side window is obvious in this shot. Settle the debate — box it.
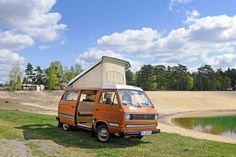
[99,91,118,105]
[63,90,79,101]
[79,90,97,102]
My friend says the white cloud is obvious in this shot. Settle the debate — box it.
[169,0,193,11]
[0,31,34,51]
[76,48,124,68]
[0,0,66,41]
[206,53,236,69]
[127,59,144,71]
[0,31,33,83]
[0,49,25,83]
[75,48,143,71]
[90,12,236,69]
[0,0,65,83]
[97,28,160,53]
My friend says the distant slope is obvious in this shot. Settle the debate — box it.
[146,91,236,114]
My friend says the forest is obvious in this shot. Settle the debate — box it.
[127,64,236,91]
[2,62,236,91]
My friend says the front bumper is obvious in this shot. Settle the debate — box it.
[122,129,160,136]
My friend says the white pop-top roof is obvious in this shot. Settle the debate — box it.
[67,56,130,86]
[102,83,143,91]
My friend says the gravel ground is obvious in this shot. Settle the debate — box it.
[0,140,33,157]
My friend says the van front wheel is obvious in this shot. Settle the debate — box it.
[96,124,110,142]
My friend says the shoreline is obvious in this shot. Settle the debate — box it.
[159,110,236,144]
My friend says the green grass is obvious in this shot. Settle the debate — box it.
[0,109,236,157]
[26,142,51,157]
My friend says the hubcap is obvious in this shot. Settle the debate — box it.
[98,128,109,141]
[63,124,69,130]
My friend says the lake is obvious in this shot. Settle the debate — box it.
[172,114,236,139]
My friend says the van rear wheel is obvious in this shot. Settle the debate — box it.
[95,124,110,142]
[62,123,71,131]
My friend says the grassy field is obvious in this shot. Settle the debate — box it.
[0,109,236,157]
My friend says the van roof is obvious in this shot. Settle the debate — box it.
[102,83,143,91]
[67,56,130,86]
[66,83,143,91]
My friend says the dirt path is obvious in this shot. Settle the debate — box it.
[0,139,92,157]
[0,140,33,157]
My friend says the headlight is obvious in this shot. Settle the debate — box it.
[125,113,131,120]
[155,114,159,120]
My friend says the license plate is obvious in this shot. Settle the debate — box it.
[141,131,152,136]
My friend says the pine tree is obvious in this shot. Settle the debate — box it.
[25,63,35,84]
[34,66,45,85]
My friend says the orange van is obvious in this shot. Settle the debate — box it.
[57,83,160,142]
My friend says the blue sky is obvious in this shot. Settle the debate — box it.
[1,0,236,83]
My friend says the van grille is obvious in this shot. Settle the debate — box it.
[130,114,155,120]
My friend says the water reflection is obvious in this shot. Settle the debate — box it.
[173,115,236,139]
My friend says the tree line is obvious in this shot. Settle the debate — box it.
[126,64,236,91]
[3,61,82,90]
[2,62,236,91]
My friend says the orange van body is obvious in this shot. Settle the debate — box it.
[57,84,160,142]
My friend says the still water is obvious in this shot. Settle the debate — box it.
[173,115,236,139]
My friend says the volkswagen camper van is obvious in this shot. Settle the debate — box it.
[57,83,160,142]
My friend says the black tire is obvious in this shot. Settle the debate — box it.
[62,123,71,131]
[95,124,111,143]
[58,121,62,128]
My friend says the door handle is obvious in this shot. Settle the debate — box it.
[71,106,74,108]
[95,108,99,111]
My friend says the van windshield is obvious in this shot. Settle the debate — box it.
[119,89,153,107]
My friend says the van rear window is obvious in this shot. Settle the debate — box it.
[63,90,79,101]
